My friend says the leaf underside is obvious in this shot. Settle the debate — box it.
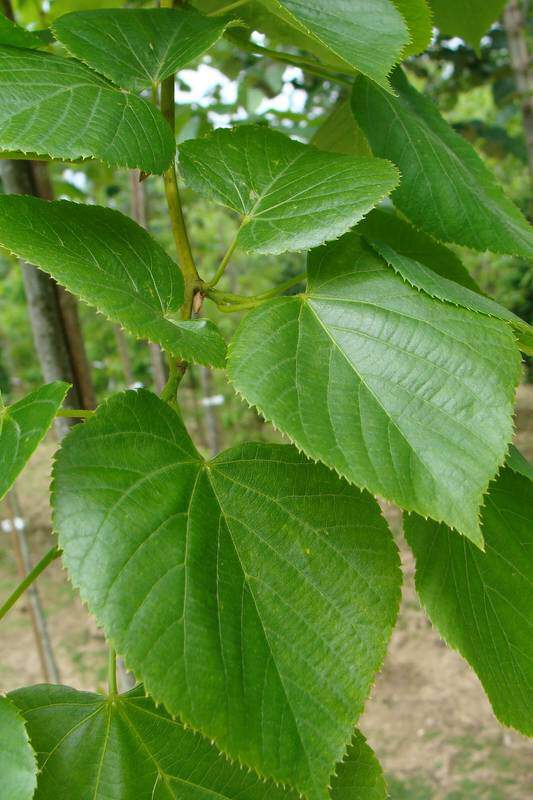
[0,196,226,367]
[0,45,174,173]
[228,231,521,545]
[260,0,410,91]
[428,0,507,47]
[359,209,533,354]
[0,382,69,502]
[352,69,533,258]
[404,464,533,736]
[0,695,37,800]
[52,7,229,92]
[52,389,401,800]
[178,125,399,255]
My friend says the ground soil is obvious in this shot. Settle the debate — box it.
[1,386,532,799]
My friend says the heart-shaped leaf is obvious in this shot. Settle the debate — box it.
[228,231,521,546]
[260,0,409,91]
[0,45,174,173]
[53,7,229,93]
[0,196,226,367]
[179,125,399,255]
[428,0,507,48]
[352,69,533,258]
[9,683,386,800]
[0,382,69,501]
[359,209,533,354]
[404,461,533,736]
[0,695,37,800]
[52,389,401,800]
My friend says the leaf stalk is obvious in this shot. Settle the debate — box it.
[0,545,61,622]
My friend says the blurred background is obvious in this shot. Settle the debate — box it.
[0,0,532,796]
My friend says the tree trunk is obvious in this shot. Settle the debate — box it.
[0,159,95,433]
[504,0,533,189]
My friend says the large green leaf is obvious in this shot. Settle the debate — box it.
[9,684,385,800]
[53,7,229,93]
[260,0,409,91]
[391,0,433,55]
[0,45,174,173]
[228,231,521,546]
[179,125,398,255]
[428,0,507,47]
[52,389,401,800]
[0,13,46,48]
[404,464,533,736]
[0,196,226,367]
[359,209,533,354]
[311,99,371,157]
[352,69,533,258]
[0,695,37,800]
[0,382,68,501]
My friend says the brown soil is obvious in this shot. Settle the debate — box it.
[1,386,532,798]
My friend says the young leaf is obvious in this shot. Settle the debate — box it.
[0,695,37,800]
[0,13,46,48]
[178,125,399,255]
[0,46,174,173]
[0,196,226,367]
[9,683,384,800]
[52,389,401,800]
[0,382,69,501]
[359,209,533,354]
[428,0,507,48]
[404,466,533,736]
[351,69,533,258]
[228,231,521,546]
[391,0,433,55]
[53,7,229,93]
[260,0,410,91]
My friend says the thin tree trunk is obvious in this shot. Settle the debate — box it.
[504,0,533,189]
[129,171,168,392]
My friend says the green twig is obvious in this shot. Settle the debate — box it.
[208,232,240,288]
[56,408,95,419]
[229,36,354,87]
[160,355,186,403]
[0,545,61,622]
[208,0,248,15]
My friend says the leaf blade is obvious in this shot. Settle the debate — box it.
[0,382,69,501]
[228,232,521,544]
[53,7,229,92]
[52,389,401,800]
[179,125,399,255]
[428,0,507,48]
[0,196,226,367]
[404,465,533,736]
[0,45,174,173]
[351,69,533,258]
[0,695,37,800]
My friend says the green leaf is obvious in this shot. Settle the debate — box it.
[9,683,385,800]
[359,209,533,354]
[0,382,69,502]
[391,0,433,55]
[428,0,507,48]
[260,0,410,91]
[0,695,37,800]
[53,7,229,93]
[404,465,533,736]
[0,13,46,48]
[179,125,399,255]
[311,99,372,157]
[507,444,533,482]
[0,45,174,173]
[228,231,521,546]
[53,389,401,800]
[0,196,226,368]
[351,69,533,258]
